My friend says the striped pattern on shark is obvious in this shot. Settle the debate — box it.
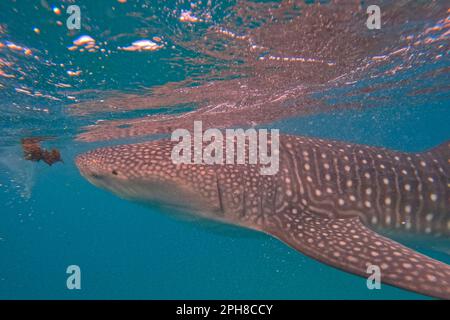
[76,134,450,299]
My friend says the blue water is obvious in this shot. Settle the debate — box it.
[0,0,449,299]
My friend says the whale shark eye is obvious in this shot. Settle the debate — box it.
[112,170,118,175]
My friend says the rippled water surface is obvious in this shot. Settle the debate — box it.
[0,0,449,299]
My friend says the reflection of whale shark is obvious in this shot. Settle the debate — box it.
[76,134,450,299]
[73,1,450,143]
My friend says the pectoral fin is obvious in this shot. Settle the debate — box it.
[266,214,450,299]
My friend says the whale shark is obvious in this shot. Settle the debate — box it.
[76,134,450,299]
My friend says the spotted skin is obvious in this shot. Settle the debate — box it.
[276,137,449,236]
[76,134,450,299]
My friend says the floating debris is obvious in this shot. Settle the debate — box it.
[0,71,14,78]
[119,39,163,52]
[214,27,249,41]
[69,35,101,53]
[67,70,82,77]
[52,6,61,15]
[55,83,72,88]
[21,137,63,166]
[33,27,40,35]
[15,88,32,94]
[73,35,95,46]
[5,41,23,51]
[260,54,335,66]
[179,10,200,23]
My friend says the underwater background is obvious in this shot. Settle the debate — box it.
[0,0,449,299]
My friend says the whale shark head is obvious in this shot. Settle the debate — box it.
[75,140,222,217]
